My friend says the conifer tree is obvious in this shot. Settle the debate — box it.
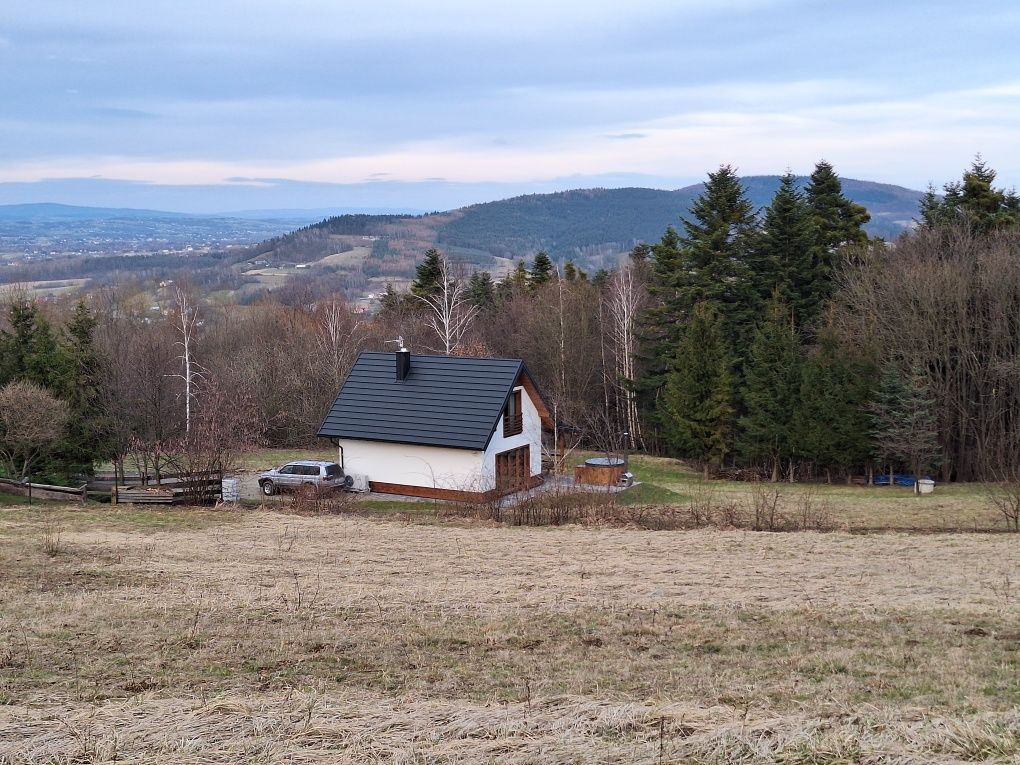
[754,173,823,330]
[640,168,758,398]
[529,251,555,287]
[0,297,38,384]
[379,283,406,314]
[466,271,495,309]
[659,302,735,471]
[919,156,1020,231]
[739,295,801,481]
[869,364,939,491]
[51,301,115,477]
[25,315,66,391]
[563,261,578,282]
[675,165,759,346]
[411,248,444,297]
[794,333,875,482]
[629,242,651,264]
[637,226,684,401]
[805,161,870,270]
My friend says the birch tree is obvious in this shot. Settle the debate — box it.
[606,261,645,450]
[171,288,203,434]
[315,299,363,389]
[415,255,478,354]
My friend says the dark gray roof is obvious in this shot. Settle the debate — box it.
[318,352,530,450]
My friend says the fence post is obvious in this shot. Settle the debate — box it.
[80,484,87,506]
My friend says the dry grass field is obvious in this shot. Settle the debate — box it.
[1,502,1017,763]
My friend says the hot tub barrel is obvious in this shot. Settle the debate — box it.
[574,457,626,486]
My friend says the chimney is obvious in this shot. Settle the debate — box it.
[395,349,410,381]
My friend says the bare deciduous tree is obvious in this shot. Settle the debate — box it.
[170,288,204,434]
[0,380,69,479]
[315,299,364,389]
[832,226,1020,481]
[606,262,646,450]
[985,467,1020,532]
[415,256,478,354]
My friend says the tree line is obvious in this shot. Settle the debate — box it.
[637,158,1019,483]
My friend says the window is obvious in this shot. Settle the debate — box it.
[325,464,342,478]
[503,389,523,437]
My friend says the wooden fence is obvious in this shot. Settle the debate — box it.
[111,472,223,505]
[0,478,88,504]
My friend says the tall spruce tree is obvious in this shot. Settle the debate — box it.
[529,251,555,287]
[919,156,1020,231]
[793,333,875,482]
[659,302,735,472]
[466,271,495,309]
[0,298,38,384]
[675,165,759,347]
[635,225,684,425]
[51,301,115,478]
[739,295,802,481]
[869,364,939,491]
[753,173,823,330]
[639,168,758,410]
[411,248,444,297]
[805,161,870,272]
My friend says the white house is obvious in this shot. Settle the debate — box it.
[317,351,554,500]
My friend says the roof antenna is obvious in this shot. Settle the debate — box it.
[385,336,408,352]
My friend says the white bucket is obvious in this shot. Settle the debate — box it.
[917,479,935,494]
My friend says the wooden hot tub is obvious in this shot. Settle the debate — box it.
[574,457,626,486]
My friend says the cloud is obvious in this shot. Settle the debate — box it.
[1,1,1019,204]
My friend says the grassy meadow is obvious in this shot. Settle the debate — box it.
[1,471,1018,763]
[230,448,1011,532]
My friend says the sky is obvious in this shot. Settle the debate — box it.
[2,0,1019,213]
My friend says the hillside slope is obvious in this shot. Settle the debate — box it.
[241,176,924,275]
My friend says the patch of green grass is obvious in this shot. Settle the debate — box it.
[357,498,435,513]
[97,446,342,475]
[234,447,340,472]
[0,505,243,533]
[616,482,689,506]
[0,492,65,507]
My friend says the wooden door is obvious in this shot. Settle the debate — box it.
[496,445,530,492]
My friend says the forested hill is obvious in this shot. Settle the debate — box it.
[440,178,921,256]
[243,176,924,272]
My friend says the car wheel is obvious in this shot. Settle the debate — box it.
[261,480,275,496]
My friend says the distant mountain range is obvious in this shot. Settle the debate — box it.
[0,178,924,281]
[240,176,924,273]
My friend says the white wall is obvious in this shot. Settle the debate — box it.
[338,439,488,492]
[482,384,544,480]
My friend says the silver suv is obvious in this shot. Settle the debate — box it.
[258,460,353,496]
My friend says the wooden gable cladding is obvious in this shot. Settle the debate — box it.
[517,370,554,431]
